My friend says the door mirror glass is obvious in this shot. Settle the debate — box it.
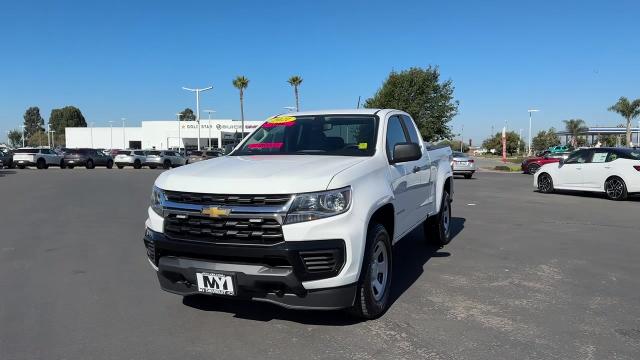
[392,143,421,164]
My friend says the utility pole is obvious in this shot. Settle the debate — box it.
[460,125,464,152]
[47,123,51,148]
[182,86,213,151]
[50,130,56,148]
[176,113,182,155]
[21,125,25,147]
[205,110,216,149]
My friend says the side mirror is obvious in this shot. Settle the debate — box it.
[392,143,421,164]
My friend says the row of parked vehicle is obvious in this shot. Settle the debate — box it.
[0,147,224,170]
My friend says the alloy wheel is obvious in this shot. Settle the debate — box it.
[606,178,625,200]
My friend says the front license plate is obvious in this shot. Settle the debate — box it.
[196,272,236,296]
[68,161,74,163]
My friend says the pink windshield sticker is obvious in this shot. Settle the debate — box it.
[263,121,295,128]
[248,142,283,149]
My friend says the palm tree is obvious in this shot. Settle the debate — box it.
[608,97,640,147]
[287,75,303,111]
[563,119,588,147]
[232,76,250,138]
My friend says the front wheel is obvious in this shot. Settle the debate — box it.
[85,159,94,169]
[133,160,142,169]
[106,160,113,169]
[36,158,46,169]
[348,223,392,319]
[424,191,452,247]
[605,177,628,201]
[538,173,554,193]
[60,160,66,169]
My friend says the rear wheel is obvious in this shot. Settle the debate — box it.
[348,223,392,319]
[133,159,142,169]
[605,177,628,201]
[538,173,554,193]
[106,160,113,169]
[424,191,452,247]
[36,158,46,169]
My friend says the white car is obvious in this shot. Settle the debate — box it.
[13,148,65,169]
[143,109,454,318]
[534,147,640,200]
[114,150,147,169]
[144,150,186,169]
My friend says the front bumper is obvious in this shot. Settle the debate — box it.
[144,228,355,310]
[64,159,87,166]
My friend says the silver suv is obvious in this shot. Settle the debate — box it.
[144,150,186,169]
[114,150,147,169]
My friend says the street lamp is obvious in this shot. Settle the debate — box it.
[204,110,216,149]
[182,86,213,151]
[460,125,464,152]
[527,109,540,156]
[20,125,26,147]
[108,120,114,150]
[283,106,296,113]
[176,113,183,155]
[121,118,126,149]
[46,123,51,148]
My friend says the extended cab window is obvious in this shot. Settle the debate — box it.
[232,115,377,156]
[386,116,408,162]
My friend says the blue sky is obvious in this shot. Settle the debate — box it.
[1,0,638,144]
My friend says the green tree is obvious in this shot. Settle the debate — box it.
[438,139,469,152]
[23,106,44,138]
[179,108,196,121]
[27,130,48,147]
[532,127,560,151]
[232,76,250,136]
[49,106,87,135]
[597,134,618,147]
[287,75,303,111]
[608,96,640,146]
[364,66,459,142]
[7,129,22,148]
[482,131,524,155]
[563,119,588,147]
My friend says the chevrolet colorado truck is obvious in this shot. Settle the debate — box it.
[144,109,454,319]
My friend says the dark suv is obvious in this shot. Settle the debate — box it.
[64,148,114,169]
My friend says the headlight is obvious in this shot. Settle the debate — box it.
[150,186,166,216]
[285,187,351,224]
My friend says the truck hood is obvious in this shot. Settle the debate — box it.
[155,155,367,194]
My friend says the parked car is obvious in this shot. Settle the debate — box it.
[187,150,223,164]
[548,145,571,153]
[521,152,571,174]
[114,150,147,169]
[0,149,14,169]
[63,148,114,169]
[144,150,186,169]
[143,109,454,319]
[534,147,640,200]
[12,148,65,169]
[452,151,475,178]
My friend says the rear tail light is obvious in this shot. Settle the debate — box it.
[634,165,640,172]
[468,159,474,163]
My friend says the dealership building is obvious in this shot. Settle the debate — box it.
[65,119,264,150]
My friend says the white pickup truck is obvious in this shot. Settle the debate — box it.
[144,109,453,318]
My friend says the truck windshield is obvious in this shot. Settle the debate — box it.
[232,115,377,156]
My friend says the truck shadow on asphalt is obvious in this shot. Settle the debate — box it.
[0,170,17,177]
[183,216,465,325]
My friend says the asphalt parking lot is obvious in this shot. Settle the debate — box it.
[1,168,639,360]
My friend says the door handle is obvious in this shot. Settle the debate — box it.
[604,166,611,169]
[413,166,421,173]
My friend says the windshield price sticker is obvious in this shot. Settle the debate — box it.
[358,143,368,150]
[263,116,296,128]
[248,142,284,149]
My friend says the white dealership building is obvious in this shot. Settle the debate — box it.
[65,119,264,150]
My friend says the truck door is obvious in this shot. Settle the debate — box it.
[400,115,434,226]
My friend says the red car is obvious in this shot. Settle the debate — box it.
[521,152,570,174]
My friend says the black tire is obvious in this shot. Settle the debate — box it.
[68,165,74,169]
[133,160,142,169]
[36,158,46,169]
[537,173,554,193]
[163,160,171,169]
[17,165,25,169]
[424,191,452,247]
[348,223,393,319]
[106,160,113,169]
[117,165,124,169]
[527,163,541,175]
[8,161,15,169]
[605,177,628,201]
[60,160,66,169]
[85,159,94,169]
[464,173,472,179]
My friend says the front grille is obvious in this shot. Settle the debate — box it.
[164,191,291,206]
[299,250,339,273]
[144,237,156,263]
[164,214,284,245]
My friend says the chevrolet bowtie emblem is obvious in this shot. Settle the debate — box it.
[201,206,231,218]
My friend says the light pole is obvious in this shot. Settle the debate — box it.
[204,110,216,149]
[50,130,56,148]
[47,123,51,148]
[121,118,126,149]
[283,106,296,113]
[176,113,182,155]
[20,125,25,147]
[527,109,540,156]
[182,86,213,151]
[108,120,114,150]
[90,122,94,148]
[460,125,464,152]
